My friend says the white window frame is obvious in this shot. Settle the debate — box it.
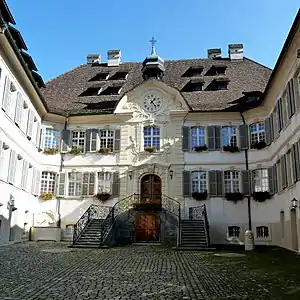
[44,128,60,149]
[250,122,265,145]
[221,126,237,147]
[191,171,207,193]
[71,131,85,150]
[143,126,160,150]
[68,172,82,196]
[40,171,57,194]
[224,171,240,193]
[97,172,112,193]
[100,130,114,150]
[253,169,269,192]
[191,127,206,149]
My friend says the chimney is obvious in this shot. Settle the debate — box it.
[228,44,244,60]
[87,54,101,64]
[107,50,121,67]
[207,48,221,59]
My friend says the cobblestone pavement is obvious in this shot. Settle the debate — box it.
[0,242,289,300]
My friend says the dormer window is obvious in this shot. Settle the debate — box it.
[206,65,227,76]
[181,79,204,92]
[207,77,230,91]
[79,87,100,96]
[89,73,109,82]
[182,66,204,77]
[100,86,122,95]
[108,72,128,81]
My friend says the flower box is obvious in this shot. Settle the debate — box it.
[192,191,208,200]
[43,148,59,155]
[223,145,240,153]
[251,141,267,150]
[225,192,244,203]
[194,145,208,152]
[252,191,271,202]
[144,146,156,153]
[94,193,111,201]
[39,193,54,200]
[99,147,112,155]
[68,147,83,155]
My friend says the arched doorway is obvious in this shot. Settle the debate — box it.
[140,174,162,203]
[135,213,160,242]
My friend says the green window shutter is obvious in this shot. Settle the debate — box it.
[58,173,66,196]
[182,126,190,151]
[216,170,224,196]
[182,171,191,197]
[215,126,221,150]
[209,170,217,197]
[268,167,274,194]
[111,172,120,197]
[291,146,297,183]
[61,129,71,153]
[281,155,287,189]
[242,170,251,196]
[239,124,249,150]
[207,126,215,151]
[264,117,271,146]
[296,142,300,181]
[114,129,121,151]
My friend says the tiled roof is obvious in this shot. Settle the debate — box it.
[42,57,272,116]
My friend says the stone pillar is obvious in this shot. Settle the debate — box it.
[244,230,254,251]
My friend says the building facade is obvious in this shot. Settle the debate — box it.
[1,1,300,250]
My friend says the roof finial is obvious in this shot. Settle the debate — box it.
[149,36,157,55]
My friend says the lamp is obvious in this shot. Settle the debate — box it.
[169,169,174,180]
[291,198,298,209]
[128,170,133,180]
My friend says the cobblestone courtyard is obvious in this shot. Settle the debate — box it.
[0,242,299,300]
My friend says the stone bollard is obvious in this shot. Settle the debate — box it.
[244,230,254,251]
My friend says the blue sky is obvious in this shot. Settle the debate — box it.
[6,0,300,82]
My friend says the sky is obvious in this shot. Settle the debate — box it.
[6,0,300,82]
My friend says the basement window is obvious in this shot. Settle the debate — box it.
[182,66,204,77]
[108,72,128,80]
[100,86,122,95]
[79,87,100,96]
[89,73,109,81]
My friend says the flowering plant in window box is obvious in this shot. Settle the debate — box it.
[252,191,271,202]
[250,141,266,150]
[225,192,244,203]
[192,190,208,200]
[223,145,240,153]
[43,148,59,155]
[144,146,156,153]
[39,193,54,200]
[98,147,112,155]
[94,192,111,201]
[194,145,208,152]
[68,147,83,155]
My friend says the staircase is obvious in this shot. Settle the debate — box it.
[180,220,209,248]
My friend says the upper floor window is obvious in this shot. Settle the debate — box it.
[143,126,160,150]
[97,172,112,193]
[100,130,114,150]
[222,127,237,147]
[44,128,60,149]
[250,122,265,145]
[191,171,207,193]
[72,131,85,150]
[228,226,240,238]
[191,127,205,149]
[40,171,56,194]
[256,226,269,238]
[253,169,268,192]
[224,171,239,193]
[68,172,83,196]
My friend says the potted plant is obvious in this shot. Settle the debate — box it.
[252,191,271,202]
[43,148,59,155]
[144,146,156,153]
[194,145,208,152]
[223,145,240,153]
[225,192,244,203]
[68,147,83,155]
[99,147,112,155]
[94,192,111,201]
[251,141,267,150]
[192,190,208,200]
[39,193,54,200]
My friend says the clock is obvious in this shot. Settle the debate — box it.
[143,92,163,113]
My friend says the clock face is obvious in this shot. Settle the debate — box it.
[143,93,163,113]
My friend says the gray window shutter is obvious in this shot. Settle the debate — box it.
[242,170,251,195]
[0,140,3,176]
[289,79,296,115]
[274,164,278,193]
[89,172,95,195]
[215,126,221,150]
[82,172,89,195]
[296,142,300,181]
[281,155,287,189]
[287,83,292,118]
[265,117,271,146]
[216,170,224,196]
[61,129,71,152]
[58,173,66,196]
[35,170,41,195]
[114,129,121,151]
[111,172,120,197]
[209,170,217,197]
[21,161,29,190]
[207,126,216,151]
[182,126,190,151]
[239,124,249,150]
[1,76,11,111]
[293,77,300,111]
[26,110,34,139]
[14,92,23,126]
[270,112,275,142]
[291,146,297,183]
[277,99,283,132]
[268,166,274,194]
[36,123,41,148]
[182,171,191,197]
[85,129,92,152]
[7,150,17,184]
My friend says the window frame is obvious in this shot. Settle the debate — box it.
[249,122,265,145]
[252,169,269,192]
[191,127,206,149]
[100,130,114,151]
[221,126,237,147]
[256,226,270,239]
[40,171,57,194]
[191,171,207,193]
[44,128,60,150]
[97,171,112,193]
[224,170,240,193]
[71,131,85,150]
[228,226,240,238]
[68,172,83,196]
[143,126,161,150]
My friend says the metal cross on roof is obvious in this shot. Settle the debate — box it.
[149,37,157,55]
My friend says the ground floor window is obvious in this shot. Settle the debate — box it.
[256,226,269,238]
[40,171,56,194]
[228,226,240,238]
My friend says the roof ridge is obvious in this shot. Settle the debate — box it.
[45,64,85,84]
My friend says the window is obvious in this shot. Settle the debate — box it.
[40,172,56,194]
[228,226,240,238]
[79,87,100,96]
[181,81,203,92]
[72,131,85,150]
[182,66,203,77]
[44,128,60,149]
[65,224,74,235]
[89,72,109,81]
[100,86,121,95]
[286,150,294,186]
[108,72,128,80]
[191,171,207,193]
[282,94,288,126]
[100,130,114,150]
[144,126,160,150]
[97,172,111,193]
[216,81,228,90]
[68,172,83,196]
[222,127,237,147]
[256,226,269,238]
[191,127,205,149]
[250,123,265,145]
[253,169,268,192]
[224,171,239,193]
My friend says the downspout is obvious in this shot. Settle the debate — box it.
[240,111,252,231]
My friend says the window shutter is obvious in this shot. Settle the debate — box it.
[293,77,300,111]
[215,126,221,150]
[0,140,4,178]
[36,123,41,148]
[274,164,278,193]
[270,112,275,141]
[58,173,66,196]
[287,83,293,118]
[207,126,215,151]
[61,129,71,152]
[21,160,29,190]
[216,170,224,196]
[26,110,34,139]
[114,129,121,151]
[289,79,296,115]
[281,155,287,189]
[14,92,23,126]
[35,170,41,195]
[264,117,271,146]
[111,172,120,197]
[239,124,249,150]
[242,170,251,196]
[1,76,11,111]
[85,129,92,152]
[31,168,36,194]
[268,166,274,194]
[296,142,300,181]
[208,170,217,196]
[182,171,191,197]
[82,172,89,195]
[7,150,17,184]
[89,172,95,195]
[291,145,297,183]
[277,99,283,132]
[182,126,190,151]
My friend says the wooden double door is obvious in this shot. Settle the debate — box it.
[140,174,162,203]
